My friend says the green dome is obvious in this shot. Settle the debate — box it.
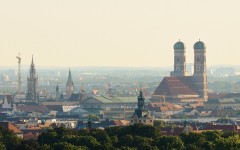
[174,41,185,50]
[194,41,205,49]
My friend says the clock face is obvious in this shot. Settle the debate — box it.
[176,67,180,71]
[196,67,200,71]
[67,86,74,91]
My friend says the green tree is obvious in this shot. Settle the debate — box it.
[180,132,206,147]
[202,130,222,141]
[52,142,87,150]
[38,130,58,145]
[0,126,22,149]
[214,135,240,150]
[154,135,184,150]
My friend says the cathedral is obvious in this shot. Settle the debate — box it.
[26,56,38,101]
[151,40,208,102]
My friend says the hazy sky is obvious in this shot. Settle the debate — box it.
[0,0,240,67]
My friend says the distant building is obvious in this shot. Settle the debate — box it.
[129,90,153,125]
[147,102,183,118]
[26,56,38,101]
[151,40,208,102]
[0,122,23,138]
[55,83,60,101]
[0,95,14,112]
[65,69,74,100]
[80,96,138,110]
[204,96,240,117]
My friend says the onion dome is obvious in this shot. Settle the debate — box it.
[194,40,206,49]
[174,41,185,50]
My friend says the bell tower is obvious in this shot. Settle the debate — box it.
[193,40,208,101]
[66,69,74,99]
[171,40,187,77]
[27,55,38,101]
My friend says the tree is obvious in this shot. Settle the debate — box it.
[214,135,240,150]
[180,132,206,147]
[52,142,87,150]
[38,130,58,145]
[154,136,184,150]
[202,130,222,142]
[0,126,22,149]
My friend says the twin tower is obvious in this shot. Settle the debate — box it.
[170,40,207,100]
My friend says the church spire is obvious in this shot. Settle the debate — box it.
[67,69,72,81]
[66,69,74,100]
[27,55,38,101]
[137,88,145,110]
[31,55,35,67]
[56,82,59,91]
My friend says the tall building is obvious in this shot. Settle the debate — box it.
[170,40,187,77]
[151,40,208,102]
[26,56,38,101]
[129,89,153,125]
[193,41,208,100]
[55,82,60,101]
[66,69,74,99]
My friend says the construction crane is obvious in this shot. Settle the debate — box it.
[16,53,21,96]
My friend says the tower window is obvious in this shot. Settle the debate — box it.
[177,58,180,62]
[197,58,200,62]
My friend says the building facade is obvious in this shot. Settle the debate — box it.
[129,90,153,125]
[26,56,38,101]
[151,40,208,102]
[66,69,74,100]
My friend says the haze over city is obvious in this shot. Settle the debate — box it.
[1,0,240,67]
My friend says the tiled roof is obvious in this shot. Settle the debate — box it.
[152,77,199,98]
[204,124,240,132]
[0,122,23,134]
[148,102,183,112]
[69,93,80,101]
[82,96,138,104]
[45,105,63,112]
[16,105,49,113]
[23,133,39,140]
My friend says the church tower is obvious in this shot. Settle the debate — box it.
[27,55,38,101]
[130,89,153,125]
[193,40,208,101]
[66,69,74,99]
[171,40,187,77]
[55,82,60,101]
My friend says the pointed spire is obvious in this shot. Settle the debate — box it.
[56,82,59,91]
[139,84,143,98]
[68,69,72,81]
[31,55,34,67]
[137,84,145,110]
[3,96,8,105]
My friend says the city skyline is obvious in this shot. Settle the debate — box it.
[1,0,240,67]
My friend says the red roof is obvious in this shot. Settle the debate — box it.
[23,133,39,140]
[204,124,240,132]
[0,122,22,134]
[148,102,182,112]
[152,77,199,98]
